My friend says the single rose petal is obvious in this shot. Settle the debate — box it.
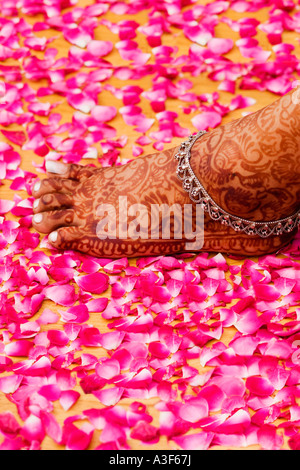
[96,359,120,379]
[64,27,92,48]
[0,412,21,438]
[44,285,76,306]
[40,411,62,444]
[149,342,170,359]
[173,432,214,450]
[99,331,124,350]
[75,272,109,294]
[257,424,283,450]
[1,130,26,146]
[91,105,117,122]
[0,375,22,394]
[94,387,124,406]
[87,40,113,56]
[235,308,262,334]
[246,376,275,397]
[207,38,234,54]
[130,422,159,444]
[21,415,45,443]
[5,340,33,357]
[191,111,222,130]
[0,199,15,214]
[68,93,96,114]
[184,24,212,46]
[86,297,108,312]
[178,398,209,423]
[39,384,61,401]
[198,385,226,411]
[63,304,90,323]
[214,409,251,434]
[64,424,93,450]
[253,284,281,301]
[59,390,80,411]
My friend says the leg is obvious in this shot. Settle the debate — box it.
[188,86,300,254]
[191,86,300,221]
[31,90,300,258]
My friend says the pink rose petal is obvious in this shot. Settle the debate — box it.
[0,412,21,438]
[179,398,209,423]
[40,411,62,444]
[44,285,76,306]
[87,40,113,56]
[96,359,120,379]
[59,390,81,411]
[64,423,93,450]
[0,199,15,214]
[173,432,214,450]
[1,130,26,146]
[94,387,124,406]
[91,105,117,122]
[21,415,45,444]
[207,38,234,54]
[191,111,222,130]
[0,375,22,394]
[257,424,283,450]
[246,376,275,397]
[75,272,109,294]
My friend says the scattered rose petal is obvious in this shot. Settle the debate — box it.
[191,111,222,130]
[44,285,76,306]
[74,272,109,294]
[0,0,299,452]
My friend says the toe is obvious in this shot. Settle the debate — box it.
[32,177,79,198]
[33,192,73,213]
[45,161,96,181]
[48,225,86,251]
[32,208,79,234]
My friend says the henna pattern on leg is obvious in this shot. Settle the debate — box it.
[191,90,300,223]
[31,91,300,258]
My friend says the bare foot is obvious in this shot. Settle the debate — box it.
[31,90,300,258]
[32,149,200,258]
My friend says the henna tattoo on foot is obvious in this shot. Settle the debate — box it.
[31,90,300,258]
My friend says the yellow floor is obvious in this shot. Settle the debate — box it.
[1,0,299,450]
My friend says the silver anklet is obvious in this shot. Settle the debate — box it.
[175,130,300,238]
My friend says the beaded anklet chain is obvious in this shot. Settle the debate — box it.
[175,130,300,238]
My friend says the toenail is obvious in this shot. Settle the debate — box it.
[33,213,43,223]
[41,194,53,204]
[34,181,41,192]
[46,160,67,175]
[33,199,39,209]
[48,231,58,242]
